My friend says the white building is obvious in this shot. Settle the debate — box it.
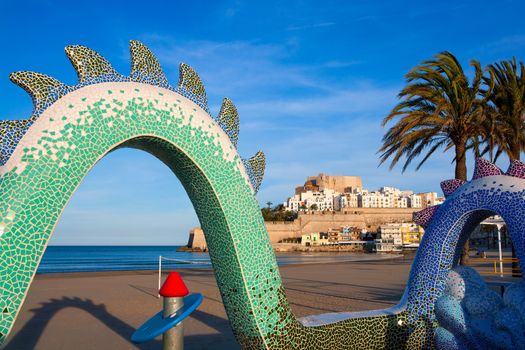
[379,223,404,246]
[359,191,396,208]
[378,222,424,249]
[334,193,359,210]
[380,186,401,196]
[395,197,408,208]
[285,189,337,212]
[408,194,422,208]
[301,232,329,246]
[418,192,445,208]
[285,181,430,211]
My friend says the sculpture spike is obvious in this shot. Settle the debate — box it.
[65,45,122,83]
[472,157,502,180]
[9,71,70,116]
[413,205,439,228]
[177,63,209,112]
[217,98,240,147]
[440,179,466,197]
[0,119,31,165]
[129,40,170,88]
[506,160,525,179]
[243,151,266,194]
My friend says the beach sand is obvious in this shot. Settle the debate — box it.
[4,256,414,349]
[7,252,516,350]
[6,250,521,350]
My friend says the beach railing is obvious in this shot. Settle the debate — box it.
[470,258,521,277]
[157,256,211,297]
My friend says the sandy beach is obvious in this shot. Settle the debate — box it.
[5,250,519,350]
[5,256,415,350]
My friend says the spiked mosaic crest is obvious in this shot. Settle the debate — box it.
[440,179,466,198]
[65,45,124,83]
[414,157,524,228]
[0,40,265,193]
[129,40,170,88]
[243,151,266,193]
[506,159,525,179]
[217,98,240,147]
[413,205,439,228]
[472,157,503,179]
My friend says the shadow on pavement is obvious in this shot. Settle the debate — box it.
[5,296,238,350]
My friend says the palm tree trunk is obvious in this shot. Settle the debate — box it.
[454,142,468,181]
[510,143,521,162]
[455,141,471,265]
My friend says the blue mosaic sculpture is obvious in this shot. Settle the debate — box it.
[435,267,525,349]
[412,158,525,349]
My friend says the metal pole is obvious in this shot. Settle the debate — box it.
[163,296,184,350]
[497,225,503,277]
[158,256,162,298]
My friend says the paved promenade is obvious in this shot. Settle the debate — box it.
[5,256,414,349]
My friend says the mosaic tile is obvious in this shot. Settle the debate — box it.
[217,98,240,147]
[243,151,266,194]
[0,41,523,350]
[506,160,525,179]
[440,179,466,197]
[129,40,170,89]
[472,157,503,179]
[435,267,525,349]
[413,205,439,228]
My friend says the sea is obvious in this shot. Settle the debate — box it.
[37,246,396,274]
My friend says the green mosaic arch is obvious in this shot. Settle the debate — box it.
[0,41,433,349]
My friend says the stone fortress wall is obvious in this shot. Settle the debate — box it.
[187,208,418,248]
[188,173,420,249]
[266,208,417,242]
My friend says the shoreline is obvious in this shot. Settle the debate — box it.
[178,244,376,253]
[35,253,411,277]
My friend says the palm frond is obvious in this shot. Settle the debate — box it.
[379,51,487,178]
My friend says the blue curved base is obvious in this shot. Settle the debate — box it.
[131,293,203,343]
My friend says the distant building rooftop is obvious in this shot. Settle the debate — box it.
[296,173,362,195]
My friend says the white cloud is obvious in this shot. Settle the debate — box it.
[55,35,467,243]
[482,35,525,54]
[238,85,398,120]
[134,36,365,101]
[133,35,453,207]
[287,22,336,31]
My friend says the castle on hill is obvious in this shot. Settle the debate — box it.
[285,173,443,212]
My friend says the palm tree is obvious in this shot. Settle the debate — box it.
[379,52,487,179]
[379,52,488,265]
[484,58,525,161]
[483,57,525,275]
[469,110,503,162]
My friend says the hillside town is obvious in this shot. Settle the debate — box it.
[276,174,439,252]
[185,174,440,253]
[284,173,444,212]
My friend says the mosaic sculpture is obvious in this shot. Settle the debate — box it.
[0,41,524,349]
[434,266,525,349]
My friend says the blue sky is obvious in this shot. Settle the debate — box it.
[0,0,524,245]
